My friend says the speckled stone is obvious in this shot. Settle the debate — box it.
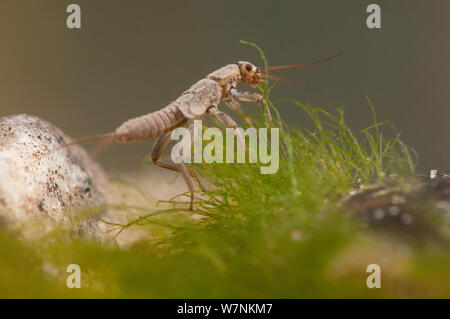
[0,114,111,242]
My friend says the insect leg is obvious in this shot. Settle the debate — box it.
[224,99,255,128]
[150,131,196,210]
[176,162,196,211]
[151,129,207,190]
[230,89,274,126]
[201,119,225,132]
[150,126,207,210]
[207,107,248,155]
[185,122,210,193]
[150,132,172,166]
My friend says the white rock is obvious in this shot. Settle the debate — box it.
[0,114,112,242]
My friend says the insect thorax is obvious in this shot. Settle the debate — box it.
[176,78,222,119]
[207,64,241,94]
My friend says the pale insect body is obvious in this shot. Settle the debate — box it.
[61,61,267,210]
[115,64,245,142]
[60,53,342,210]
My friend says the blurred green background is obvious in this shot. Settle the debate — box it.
[0,0,448,172]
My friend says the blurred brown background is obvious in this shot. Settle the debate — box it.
[0,0,448,172]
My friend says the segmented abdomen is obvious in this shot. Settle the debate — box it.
[115,103,186,142]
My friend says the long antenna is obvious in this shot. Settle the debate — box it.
[262,51,343,72]
[263,74,305,87]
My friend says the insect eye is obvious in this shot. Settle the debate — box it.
[245,64,252,72]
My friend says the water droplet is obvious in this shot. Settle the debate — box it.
[387,206,400,216]
[391,195,406,205]
[373,208,385,220]
[401,213,414,225]
[290,229,303,241]
[430,169,437,179]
